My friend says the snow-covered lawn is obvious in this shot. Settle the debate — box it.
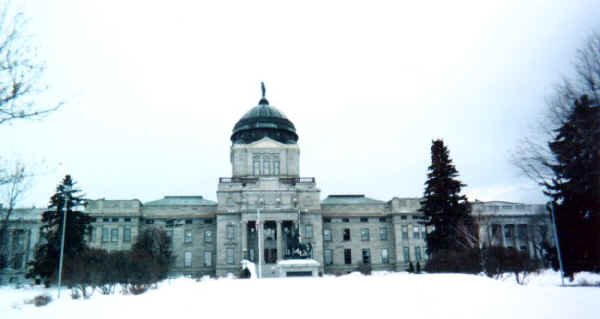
[2,271,599,319]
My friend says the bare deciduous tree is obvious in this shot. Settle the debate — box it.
[0,160,30,268]
[0,3,61,125]
[513,32,600,186]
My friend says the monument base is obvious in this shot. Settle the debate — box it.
[276,259,320,277]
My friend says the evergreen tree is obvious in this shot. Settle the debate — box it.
[545,95,600,277]
[27,175,91,285]
[420,140,474,257]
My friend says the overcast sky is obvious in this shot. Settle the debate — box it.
[2,0,599,207]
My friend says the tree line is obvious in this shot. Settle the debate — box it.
[25,175,173,297]
[420,34,599,278]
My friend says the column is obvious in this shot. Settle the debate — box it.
[500,224,505,247]
[241,221,248,260]
[276,220,283,261]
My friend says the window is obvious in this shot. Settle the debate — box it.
[145,219,154,225]
[262,156,270,175]
[381,248,389,264]
[415,247,422,261]
[420,226,426,240]
[184,251,192,268]
[204,230,213,243]
[403,246,410,262]
[304,224,313,239]
[185,219,193,225]
[273,159,280,175]
[204,218,213,224]
[344,249,352,265]
[323,217,331,223]
[362,249,371,265]
[360,217,368,223]
[504,224,514,240]
[360,228,370,241]
[111,228,119,242]
[101,228,109,242]
[517,224,528,241]
[226,248,235,264]
[184,230,193,244]
[123,227,131,243]
[12,253,24,269]
[226,225,235,240]
[323,229,332,241]
[166,219,175,227]
[401,215,407,220]
[342,218,349,223]
[413,226,420,239]
[103,218,109,222]
[379,227,388,241]
[248,248,255,262]
[324,249,333,265]
[203,251,212,266]
[343,228,351,241]
[402,226,408,240]
[491,224,502,242]
[124,217,131,222]
[253,156,261,175]
[378,217,387,222]
[111,217,119,222]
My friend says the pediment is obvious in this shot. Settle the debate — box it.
[249,137,286,148]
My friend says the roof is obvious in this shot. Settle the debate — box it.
[0,207,44,221]
[321,194,385,205]
[231,93,298,144]
[144,196,217,207]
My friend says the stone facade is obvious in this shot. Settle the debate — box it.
[0,92,555,282]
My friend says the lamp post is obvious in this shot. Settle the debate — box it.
[57,184,71,298]
[549,202,565,287]
[256,198,264,278]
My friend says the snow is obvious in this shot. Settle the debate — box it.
[2,271,599,319]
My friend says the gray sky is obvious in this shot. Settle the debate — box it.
[2,0,599,207]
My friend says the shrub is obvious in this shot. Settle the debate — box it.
[128,284,149,295]
[482,246,537,284]
[425,248,481,274]
[33,294,52,307]
[357,262,372,275]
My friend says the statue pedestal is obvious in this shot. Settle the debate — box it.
[276,259,320,277]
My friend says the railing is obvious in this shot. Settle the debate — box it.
[219,177,259,184]
[279,177,315,185]
[219,177,316,185]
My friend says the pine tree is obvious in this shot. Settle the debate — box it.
[545,95,600,277]
[420,140,473,257]
[27,175,91,285]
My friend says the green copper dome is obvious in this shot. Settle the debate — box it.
[231,84,298,144]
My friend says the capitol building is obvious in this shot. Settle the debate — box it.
[1,87,554,282]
